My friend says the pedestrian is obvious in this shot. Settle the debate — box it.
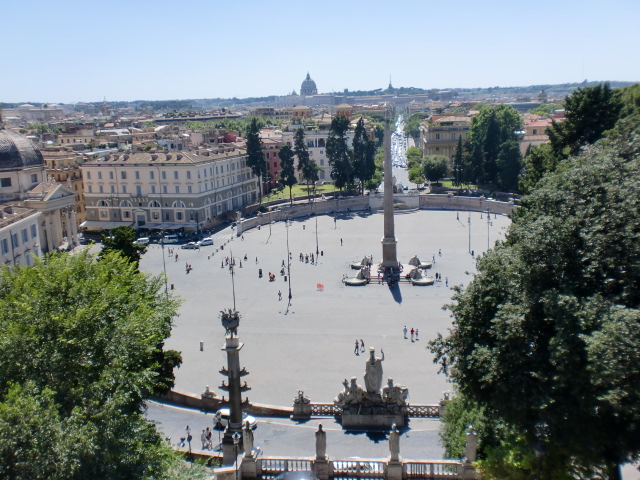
[415,328,419,340]
[360,339,365,353]
[278,290,282,300]
[445,277,449,287]
[241,235,244,241]
[411,328,415,342]
[403,325,408,339]
[201,429,207,449]
[354,339,360,355]
[439,249,442,256]
[340,238,343,246]
[256,257,258,264]
[205,427,213,449]
[432,255,436,263]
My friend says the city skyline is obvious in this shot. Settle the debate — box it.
[2,0,639,104]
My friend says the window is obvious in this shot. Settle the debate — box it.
[174,171,179,179]
[100,210,108,218]
[1,239,7,255]
[0,178,11,187]
[152,212,159,220]
[175,186,180,194]
[533,129,538,135]
[110,185,115,193]
[162,186,167,194]
[151,185,156,194]
[135,171,140,180]
[11,233,19,248]
[86,171,91,180]
[98,172,102,179]
[435,134,440,140]
[188,186,192,193]
[136,185,142,196]
[150,171,155,180]
[123,211,130,218]
[99,185,104,193]
[121,185,127,194]
[186,171,191,180]
[31,173,38,183]
[21,228,28,243]
[109,171,114,180]
[31,224,37,239]
[121,171,127,180]
[88,185,92,193]
[162,171,166,180]
[176,212,183,220]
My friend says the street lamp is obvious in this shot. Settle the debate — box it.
[285,218,292,305]
[186,425,192,458]
[233,431,241,480]
[486,208,491,250]
[228,248,243,311]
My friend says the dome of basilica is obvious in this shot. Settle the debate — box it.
[300,73,318,96]
[0,128,44,171]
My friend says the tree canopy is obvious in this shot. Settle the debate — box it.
[423,154,449,182]
[0,250,187,479]
[294,127,319,198]
[326,116,353,190]
[101,225,146,268]
[245,117,266,201]
[464,104,522,190]
[431,114,640,479]
[548,82,623,159]
[278,145,297,205]
[351,117,376,195]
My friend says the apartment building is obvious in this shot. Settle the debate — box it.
[80,146,258,232]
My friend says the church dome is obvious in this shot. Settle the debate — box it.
[300,73,318,96]
[0,129,44,171]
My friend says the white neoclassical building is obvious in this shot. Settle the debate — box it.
[0,126,78,266]
[80,145,259,233]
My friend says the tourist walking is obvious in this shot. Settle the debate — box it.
[415,329,419,341]
[360,339,365,353]
[278,290,282,301]
[403,325,408,339]
[354,339,360,355]
[410,328,415,342]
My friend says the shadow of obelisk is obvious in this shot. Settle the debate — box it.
[380,117,401,276]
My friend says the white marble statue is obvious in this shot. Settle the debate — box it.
[364,347,385,394]
[389,423,400,461]
[315,424,326,459]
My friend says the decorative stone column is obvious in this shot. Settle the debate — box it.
[291,389,311,421]
[219,309,251,466]
[313,424,329,480]
[386,424,403,480]
[459,425,479,479]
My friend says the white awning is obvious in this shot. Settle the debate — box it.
[80,220,134,230]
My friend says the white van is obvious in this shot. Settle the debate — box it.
[163,234,178,244]
[134,237,149,246]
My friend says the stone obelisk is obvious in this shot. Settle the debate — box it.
[381,118,400,271]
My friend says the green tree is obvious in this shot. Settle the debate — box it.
[294,128,319,199]
[405,146,423,169]
[352,117,376,195]
[245,117,266,202]
[0,251,186,479]
[326,116,353,190]
[404,113,429,140]
[423,154,449,182]
[101,225,145,268]
[364,147,384,191]
[548,82,623,158]
[430,117,640,478]
[278,145,297,205]
[465,105,522,190]
[453,135,464,186]
[518,143,559,194]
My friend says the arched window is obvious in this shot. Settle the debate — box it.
[97,200,109,207]
[119,200,132,208]
[172,201,185,208]
[149,200,161,208]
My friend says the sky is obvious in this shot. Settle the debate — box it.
[1,0,638,104]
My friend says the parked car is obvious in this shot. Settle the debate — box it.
[197,237,214,246]
[181,242,199,249]
[163,234,179,244]
[134,237,149,246]
[214,408,257,430]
